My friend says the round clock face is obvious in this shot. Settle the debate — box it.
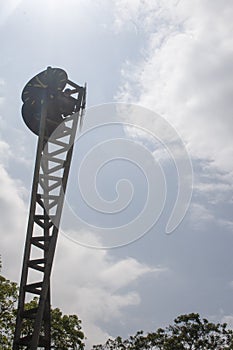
[21,67,68,136]
[22,67,68,106]
[22,101,63,136]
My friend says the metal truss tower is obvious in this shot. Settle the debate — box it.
[13,67,86,350]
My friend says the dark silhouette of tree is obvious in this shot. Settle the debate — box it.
[92,313,233,350]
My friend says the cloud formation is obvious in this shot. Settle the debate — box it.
[115,0,233,174]
[52,234,161,347]
[0,152,27,279]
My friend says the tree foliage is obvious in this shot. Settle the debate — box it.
[92,313,233,350]
[51,307,84,349]
[0,261,84,349]
[0,262,18,349]
[21,298,85,350]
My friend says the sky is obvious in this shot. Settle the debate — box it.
[0,0,233,348]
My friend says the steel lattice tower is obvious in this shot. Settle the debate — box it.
[13,67,86,350]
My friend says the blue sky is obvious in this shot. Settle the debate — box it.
[0,0,233,348]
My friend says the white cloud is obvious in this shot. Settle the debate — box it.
[188,202,214,229]
[0,138,36,281]
[52,234,162,347]
[113,0,182,34]
[0,162,27,280]
[115,0,233,174]
[194,181,232,204]
[188,201,233,232]
[0,140,12,164]
[99,257,157,290]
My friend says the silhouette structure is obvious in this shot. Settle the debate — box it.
[13,67,86,350]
